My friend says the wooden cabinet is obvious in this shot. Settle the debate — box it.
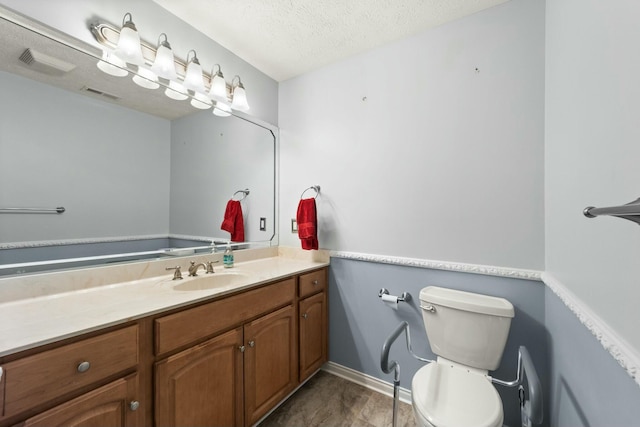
[244,305,297,426]
[155,278,299,427]
[298,269,328,382]
[22,374,140,427]
[1,266,328,427]
[0,367,4,418]
[3,326,138,417]
[155,328,244,427]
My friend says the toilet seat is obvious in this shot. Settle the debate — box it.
[412,362,503,427]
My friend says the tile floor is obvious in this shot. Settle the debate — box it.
[259,370,417,427]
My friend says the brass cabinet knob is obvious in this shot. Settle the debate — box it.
[248,340,255,348]
[302,313,308,319]
[129,401,140,411]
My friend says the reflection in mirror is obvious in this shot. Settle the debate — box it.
[0,10,277,277]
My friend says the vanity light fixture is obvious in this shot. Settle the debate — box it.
[213,101,232,117]
[132,66,159,89]
[150,33,178,80]
[96,50,128,77]
[190,91,213,109]
[208,64,227,103]
[165,79,189,101]
[113,13,144,66]
[183,50,206,94]
[91,14,250,116]
[231,75,250,112]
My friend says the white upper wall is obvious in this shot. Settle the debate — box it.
[545,0,640,352]
[279,0,545,270]
[0,0,279,125]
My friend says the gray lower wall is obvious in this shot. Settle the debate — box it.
[545,288,640,427]
[328,257,548,427]
[329,257,640,427]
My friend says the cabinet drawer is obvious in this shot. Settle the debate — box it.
[298,268,326,298]
[3,325,138,417]
[22,373,139,427]
[155,278,295,355]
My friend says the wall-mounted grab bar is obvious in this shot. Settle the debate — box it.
[583,197,640,225]
[380,322,434,427]
[0,207,65,214]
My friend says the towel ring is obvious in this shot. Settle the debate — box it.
[300,185,320,199]
[232,189,250,201]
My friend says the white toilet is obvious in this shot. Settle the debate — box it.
[412,286,515,427]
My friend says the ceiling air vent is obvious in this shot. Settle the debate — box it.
[81,86,120,101]
[18,48,76,76]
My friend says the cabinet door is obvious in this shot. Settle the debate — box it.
[155,327,244,427]
[22,373,139,427]
[299,291,328,381]
[244,305,297,426]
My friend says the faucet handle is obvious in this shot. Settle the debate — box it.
[166,266,183,280]
[206,260,219,274]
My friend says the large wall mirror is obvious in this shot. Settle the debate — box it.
[0,9,278,276]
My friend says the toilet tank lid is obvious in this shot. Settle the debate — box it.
[420,286,514,318]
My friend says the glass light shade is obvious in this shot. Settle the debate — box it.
[190,92,212,110]
[208,72,227,102]
[183,54,206,93]
[151,42,177,80]
[213,101,232,117]
[132,67,159,89]
[114,17,144,66]
[164,80,189,100]
[97,50,128,77]
[231,84,250,112]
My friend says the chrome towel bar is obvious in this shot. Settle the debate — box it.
[0,206,65,214]
[583,197,640,225]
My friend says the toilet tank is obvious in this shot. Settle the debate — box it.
[420,286,514,371]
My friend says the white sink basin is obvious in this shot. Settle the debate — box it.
[172,271,250,291]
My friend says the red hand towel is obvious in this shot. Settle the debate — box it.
[297,198,318,250]
[220,200,245,242]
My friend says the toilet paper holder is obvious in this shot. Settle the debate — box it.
[379,288,411,303]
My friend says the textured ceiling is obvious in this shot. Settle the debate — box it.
[152,0,510,82]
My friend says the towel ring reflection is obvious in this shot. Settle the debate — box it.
[233,189,250,201]
[300,185,320,199]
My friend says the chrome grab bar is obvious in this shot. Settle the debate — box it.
[490,346,543,425]
[380,322,433,427]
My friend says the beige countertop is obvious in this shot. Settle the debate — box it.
[0,253,329,357]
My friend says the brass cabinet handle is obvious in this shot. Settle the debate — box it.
[239,345,245,353]
[129,401,140,411]
[312,280,319,285]
[77,361,91,373]
[248,340,255,348]
[302,313,308,319]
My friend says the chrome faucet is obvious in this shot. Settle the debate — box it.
[166,266,183,280]
[188,261,207,276]
[206,260,219,273]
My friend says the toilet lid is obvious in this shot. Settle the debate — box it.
[412,363,503,427]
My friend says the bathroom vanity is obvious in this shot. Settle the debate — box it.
[0,256,328,427]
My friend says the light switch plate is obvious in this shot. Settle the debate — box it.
[291,219,298,233]
[259,217,266,231]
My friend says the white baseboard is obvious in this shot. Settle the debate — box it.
[322,361,413,405]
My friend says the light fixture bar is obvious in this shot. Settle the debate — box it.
[90,22,232,100]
